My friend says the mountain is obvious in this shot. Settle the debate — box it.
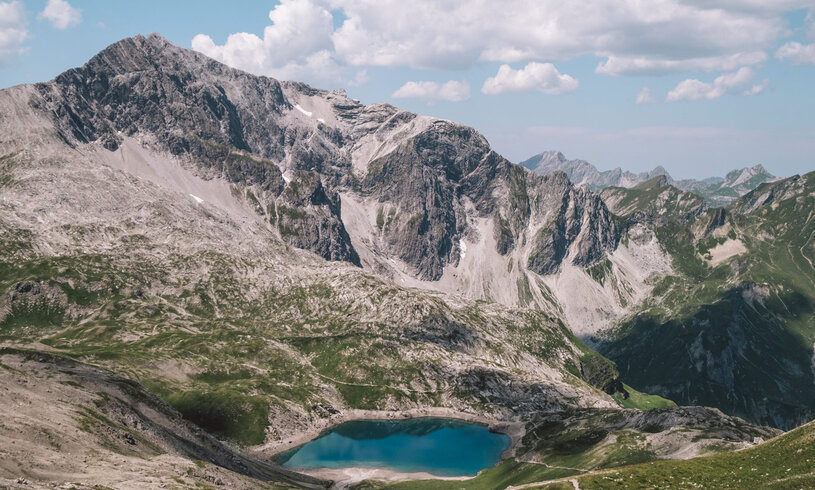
[596,172,815,430]
[522,151,778,207]
[673,164,778,207]
[0,34,779,487]
[520,150,670,190]
[600,175,708,225]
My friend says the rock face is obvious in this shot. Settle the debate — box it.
[35,34,360,265]
[25,34,620,284]
[274,170,360,265]
[527,172,620,275]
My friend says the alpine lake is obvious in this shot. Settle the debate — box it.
[275,417,511,477]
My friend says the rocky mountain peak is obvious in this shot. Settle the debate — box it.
[62,33,195,80]
[8,34,624,298]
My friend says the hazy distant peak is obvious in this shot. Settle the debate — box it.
[522,150,780,206]
[521,150,671,191]
[647,165,672,180]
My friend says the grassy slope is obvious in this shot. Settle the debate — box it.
[354,460,577,490]
[559,418,815,489]
[0,238,611,446]
[612,384,676,410]
[0,347,326,488]
[599,177,705,222]
[355,404,773,490]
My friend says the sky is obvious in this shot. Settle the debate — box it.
[1,1,814,179]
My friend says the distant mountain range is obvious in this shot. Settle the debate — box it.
[520,150,778,207]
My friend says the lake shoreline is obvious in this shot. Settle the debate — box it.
[253,407,526,485]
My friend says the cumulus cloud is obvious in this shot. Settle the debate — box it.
[775,42,815,65]
[38,0,81,30]
[635,88,656,105]
[392,80,471,102]
[331,0,783,73]
[0,0,27,60]
[666,67,757,101]
[481,63,578,95]
[192,0,343,84]
[193,0,801,83]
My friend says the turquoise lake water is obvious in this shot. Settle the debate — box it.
[276,417,511,477]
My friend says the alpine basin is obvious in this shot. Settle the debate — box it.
[276,417,511,477]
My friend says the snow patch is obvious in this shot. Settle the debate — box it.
[294,104,312,117]
[190,194,204,204]
[317,118,326,124]
[282,172,291,184]
[459,239,467,259]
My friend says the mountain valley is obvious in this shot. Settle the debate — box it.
[0,34,813,489]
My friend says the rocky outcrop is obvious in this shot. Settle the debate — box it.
[272,171,360,265]
[528,173,620,275]
[359,122,475,280]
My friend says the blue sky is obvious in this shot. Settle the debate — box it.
[1,0,814,179]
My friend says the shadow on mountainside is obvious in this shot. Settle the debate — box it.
[598,285,815,430]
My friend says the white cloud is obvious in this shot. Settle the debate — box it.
[193,0,803,84]
[635,87,656,105]
[0,1,27,60]
[775,42,815,65]
[666,67,757,101]
[38,0,81,30]
[481,62,578,95]
[596,51,767,76]
[192,0,343,85]
[743,79,769,95]
[392,80,471,102]
[331,0,783,74]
